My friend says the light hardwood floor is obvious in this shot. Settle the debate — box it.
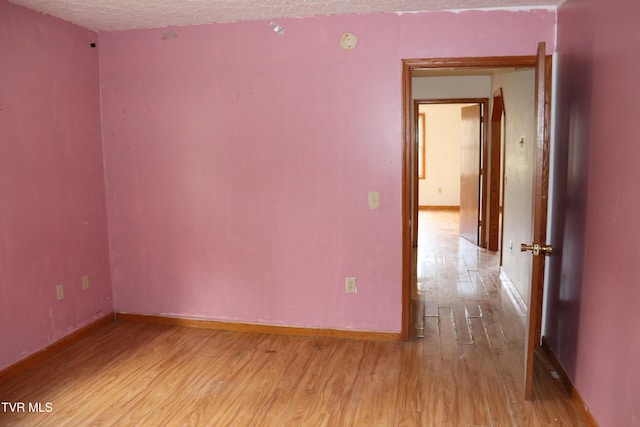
[0,211,589,426]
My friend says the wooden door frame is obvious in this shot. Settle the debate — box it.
[401,55,539,340]
[488,88,505,253]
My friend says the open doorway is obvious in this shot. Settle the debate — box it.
[411,100,488,340]
[401,52,551,399]
[404,63,539,336]
[414,100,489,248]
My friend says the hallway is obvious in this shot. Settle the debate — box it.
[413,209,527,347]
[410,208,589,425]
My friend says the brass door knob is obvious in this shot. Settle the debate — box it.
[520,243,553,256]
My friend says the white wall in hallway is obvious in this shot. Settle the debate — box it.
[493,68,536,306]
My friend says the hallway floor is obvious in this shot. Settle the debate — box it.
[412,209,526,347]
[411,208,589,426]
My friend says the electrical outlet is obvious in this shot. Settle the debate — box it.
[345,277,357,294]
[82,275,90,290]
[56,284,64,301]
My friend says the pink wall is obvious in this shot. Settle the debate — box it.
[5,0,638,420]
[0,1,113,370]
[548,0,640,425]
[99,10,555,332]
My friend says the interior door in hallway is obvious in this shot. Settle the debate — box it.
[523,42,553,400]
[460,104,481,245]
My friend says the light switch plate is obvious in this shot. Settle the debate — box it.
[368,191,380,209]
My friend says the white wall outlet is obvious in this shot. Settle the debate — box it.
[82,275,90,290]
[368,191,380,209]
[56,284,64,301]
[345,277,357,294]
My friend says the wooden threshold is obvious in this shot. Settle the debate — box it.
[541,337,600,427]
[115,312,401,341]
[0,313,114,385]
[418,205,460,211]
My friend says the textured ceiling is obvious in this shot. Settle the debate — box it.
[9,0,563,32]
